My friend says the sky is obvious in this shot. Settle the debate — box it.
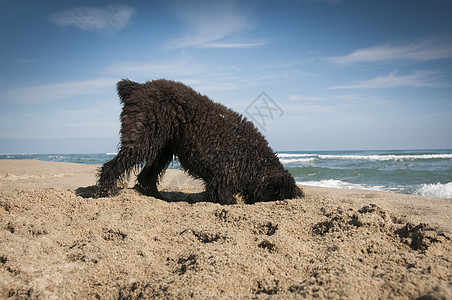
[1,0,452,153]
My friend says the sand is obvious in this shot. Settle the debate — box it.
[0,160,451,299]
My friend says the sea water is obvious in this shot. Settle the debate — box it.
[1,149,451,198]
[279,149,452,198]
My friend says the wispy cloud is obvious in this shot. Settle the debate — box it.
[48,4,135,34]
[102,57,272,93]
[330,70,449,89]
[289,95,326,101]
[196,42,266,49]
[3,78,117,105]
[103,57,209,79]
[328,38,452,64]
[164,0,265,50]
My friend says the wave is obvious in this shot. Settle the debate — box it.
[277,153,314,158]
[279,158,316,164]
[278,153,452,162]
[414,182,452,198]
[297,179,385,191]
[298,179,452,198]
[318,154,452,161]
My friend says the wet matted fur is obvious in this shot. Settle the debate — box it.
[96,79,303,204]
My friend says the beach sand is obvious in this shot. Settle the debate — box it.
[1,160,451,299]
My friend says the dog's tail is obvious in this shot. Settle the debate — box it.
[117,79,140,104]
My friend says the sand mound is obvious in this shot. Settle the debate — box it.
[1,160,451,299]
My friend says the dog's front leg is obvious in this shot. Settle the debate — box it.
[96,148,140,197]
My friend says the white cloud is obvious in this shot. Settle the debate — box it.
[330,70,449,89]
[196,42,266,49]
[103,58,209,80]
[329,38,452,64]
[49,4,135,34]
[3,78,117,104]
[102,57,273,93]
[289,95,326,101]
[164,0,265,50]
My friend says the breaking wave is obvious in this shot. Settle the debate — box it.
[414,182,452,198]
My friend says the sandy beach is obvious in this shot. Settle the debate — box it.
[1,159,451,299]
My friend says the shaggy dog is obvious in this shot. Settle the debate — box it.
[96,79,303,204]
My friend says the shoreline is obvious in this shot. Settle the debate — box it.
[1,160,451,298]
[2,149,452,199]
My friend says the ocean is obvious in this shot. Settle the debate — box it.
[1,149,451,199]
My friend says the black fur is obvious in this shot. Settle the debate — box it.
[96,79,303,204]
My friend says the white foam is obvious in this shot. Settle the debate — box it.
[106,153,118,156]
[415,182,452,198]
[318,154,452,161]
[48,155,66,159]
[277,153,314,158]
[300,180,452,198]
[298,179,385,191]
[279,158,316,164]
[277,153,452,162]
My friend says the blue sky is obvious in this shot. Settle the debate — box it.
[1,0,451,153]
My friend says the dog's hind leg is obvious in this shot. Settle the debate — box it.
[137,148,173,199]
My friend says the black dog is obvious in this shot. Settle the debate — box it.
[97,79,303,204]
